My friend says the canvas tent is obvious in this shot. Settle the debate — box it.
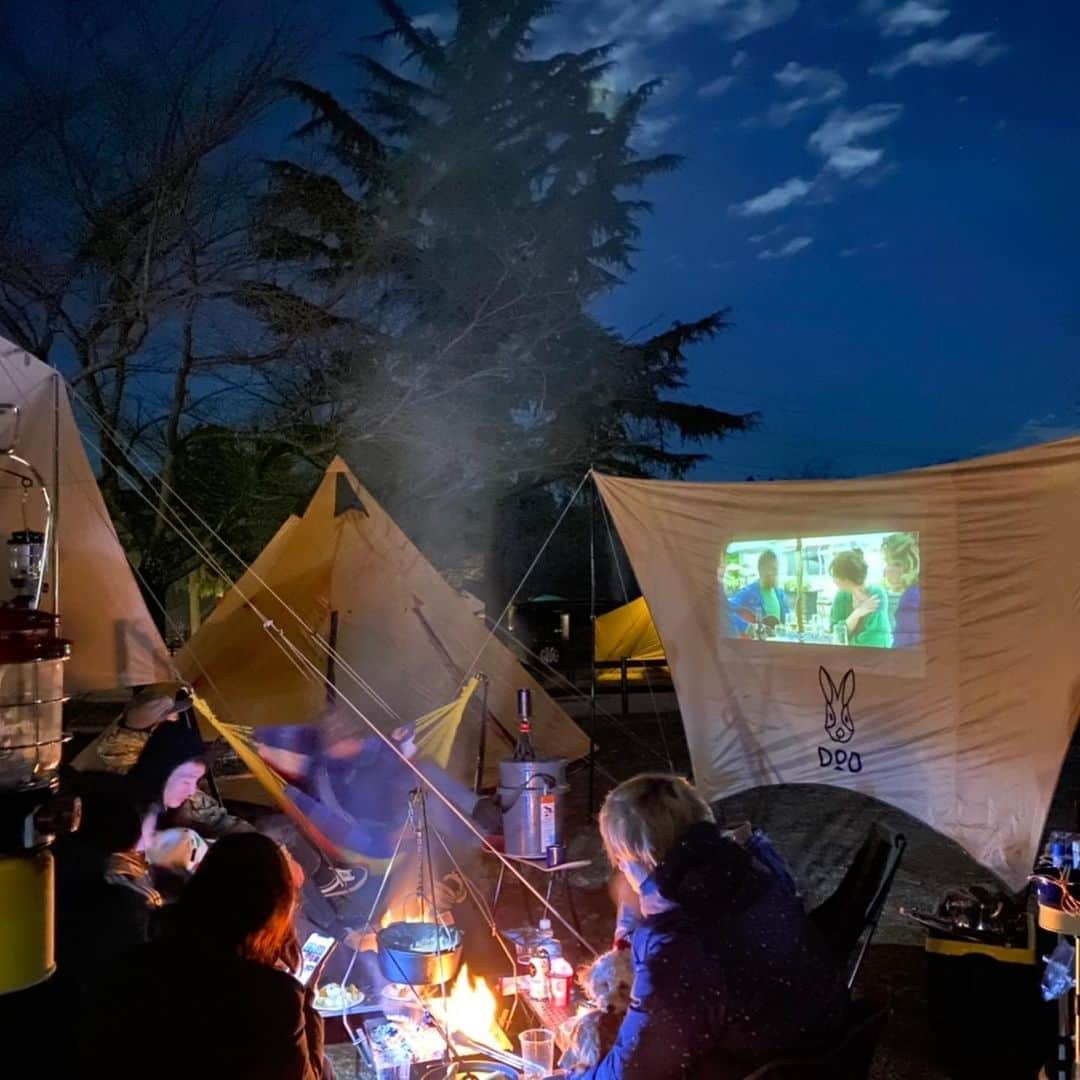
[177,459,590,791]
[595,438,1080,891]
[594,596,666,663]
[0,337,173,690]
[594,596,667,684]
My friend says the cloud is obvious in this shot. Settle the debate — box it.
[808,104,903,176]
[698,75,736,98]
[758,62,847,125]
[732,177,812,216]
[724,0,800,39]
[412,9,456,36]
[994,414,1080,452]
[826,146,884,176]
[758,236,813,259]
[732,50,749,68]
[748,224,788,244]
[603,0,799,44]
[877,1,949,37]
[839,247,859,257]
[632,113,679,150]
[872,31,1005,77]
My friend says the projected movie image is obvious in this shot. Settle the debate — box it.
[720,531,921,648]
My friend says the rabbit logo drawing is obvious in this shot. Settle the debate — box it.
[819,667,855,744]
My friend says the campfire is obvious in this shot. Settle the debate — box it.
[426,963,513,1053]
[363,964,514,1073]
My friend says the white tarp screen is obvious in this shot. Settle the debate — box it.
[595,438,1080,890]
[0,337,173,690]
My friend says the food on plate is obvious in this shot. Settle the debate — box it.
[314,982,364,1011]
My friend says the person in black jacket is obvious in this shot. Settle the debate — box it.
[81,832,330,1080]
[574,774,843,1080]
[54,791,163,989]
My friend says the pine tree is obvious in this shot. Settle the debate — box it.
[255,0,754,593]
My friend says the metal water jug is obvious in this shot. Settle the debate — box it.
[497,758,568,858]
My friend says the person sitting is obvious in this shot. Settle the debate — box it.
[582,774,842,1080]
[53,792,163,998]
[256,705,481,910]
[828,549,892,648]
[730,550,788,636]
[70,683,251,840]
[81,833,330,1080]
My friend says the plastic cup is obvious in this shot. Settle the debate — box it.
[519,1028,555,1075]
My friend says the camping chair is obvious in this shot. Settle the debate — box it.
[810,822,907,991]
[740,998,890,1079]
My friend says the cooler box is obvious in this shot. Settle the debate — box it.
[925,915,1052,1078]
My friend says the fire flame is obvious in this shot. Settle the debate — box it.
[380,893,445,928]
[428,964,512,1052]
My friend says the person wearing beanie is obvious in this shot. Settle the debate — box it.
[71,683,190,775]
[121,719,255,891]
[126,720,208,811]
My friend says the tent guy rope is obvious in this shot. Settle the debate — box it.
[69,386,598,956]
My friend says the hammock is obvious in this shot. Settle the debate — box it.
[194,678,479,868]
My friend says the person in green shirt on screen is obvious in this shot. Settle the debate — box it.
[731,550,789,635]
[829,549,892,648]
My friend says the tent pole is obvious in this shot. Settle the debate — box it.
[51,371,60,616]
[474,673,490,794]
[588,473,598,817]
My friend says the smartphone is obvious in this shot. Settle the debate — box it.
[297,931,336,986]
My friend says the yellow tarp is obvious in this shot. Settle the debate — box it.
[594,596,666,662]
[594,596,668,683]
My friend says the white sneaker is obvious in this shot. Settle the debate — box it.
[318,866,368,899]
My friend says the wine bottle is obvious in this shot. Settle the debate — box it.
[511,687,536,762]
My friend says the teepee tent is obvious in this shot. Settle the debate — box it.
[0,337,173,690]
[596,438,1080,891]
[176,459,590,790]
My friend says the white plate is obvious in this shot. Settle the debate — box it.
[314,1000,372,1018]
[313,988,366,1015]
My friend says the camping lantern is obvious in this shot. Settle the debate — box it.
[7,529,45,607]
[0,405,76,997]
[0,604,72,995]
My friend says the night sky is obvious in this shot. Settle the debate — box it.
[347,0,1079,482]
[545,0,1080,480]
[354,0,1071,483]
[12,1,1078,482]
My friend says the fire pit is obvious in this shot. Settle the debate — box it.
[355,965,515,1078]
[415,1060,517,1079]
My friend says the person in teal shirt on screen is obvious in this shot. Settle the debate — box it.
[731,550,788,635]
[829,549,892,648]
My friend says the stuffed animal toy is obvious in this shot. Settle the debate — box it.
[558,946,635,1072]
